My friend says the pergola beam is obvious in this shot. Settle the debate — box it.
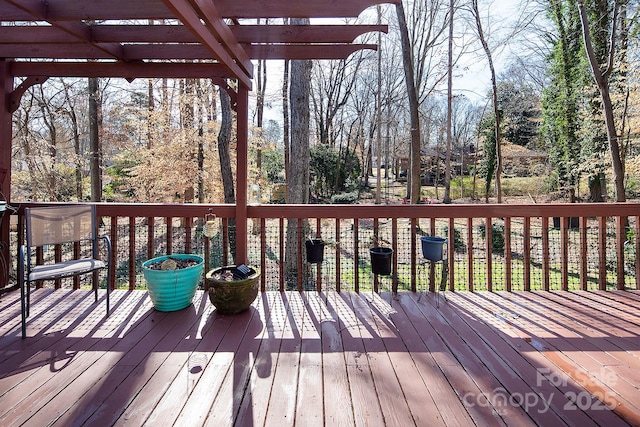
[3,0,126,60]
[10,62,234,79]
[2,44,376,61]
[0,0,400,20]
[0,24,388,45]
[162,0,252,88]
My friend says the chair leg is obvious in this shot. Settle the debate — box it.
[106,270,111,316]
[20,279,27,339]
[26,282,31,317]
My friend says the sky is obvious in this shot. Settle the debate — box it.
[253,0,527,125]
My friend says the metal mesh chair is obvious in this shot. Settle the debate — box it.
[19,205,111,338]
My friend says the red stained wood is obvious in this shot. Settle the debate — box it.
[1,288,640,426]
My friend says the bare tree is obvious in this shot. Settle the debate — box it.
[577,0,626,202]
[286,18,313,289]
[217,82,236,261]
[89,77,102,202]
[396,1,422,203]
[471,0,503,202]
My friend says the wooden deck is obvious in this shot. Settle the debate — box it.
[1,288,640,426]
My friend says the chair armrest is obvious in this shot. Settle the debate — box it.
[98,234,112,262]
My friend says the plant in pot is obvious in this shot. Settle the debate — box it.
[369,235,393,276]
[206,264,261,314]
[142,254,205,312]
[305,235,339,264]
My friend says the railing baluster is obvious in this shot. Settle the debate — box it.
[335,218,341,293]
[111,216,119,290]
[448,217,455,292]
[486,217,492,292]
[222,218,229,266]
[166,217,173,255]
[410,217,417,293]
[524,217,531,291]
[185,216,192,253]
[504,217,512,292]
[541,217,549,291]
[355,218,360,293]
[579,217,588,290]
[73,241,80,289]
[392,218,398,294]
[429,218,436,292]
[297,219,303,292]
[129,216,136,290]
[598,216,607,290]
[616,216,626,290]
[260,217,266,292]
[279,217,284,292]
[467,217,473,292]
[635,215,640,290]
[54,244,62,289]
[560,217,569,291]
[315,218,322,292]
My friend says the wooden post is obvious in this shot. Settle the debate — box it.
[235,84,249,265]
[0,60,13,288]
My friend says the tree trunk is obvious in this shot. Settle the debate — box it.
[89,77,102,202]
[286,18,312,289]
[283,58,290,192]
[396,2,421,204]
[472,0,502,203]
[577,0,626,202]
[443,0,454,204]
[217,83,236,261]
[62,81,83,200]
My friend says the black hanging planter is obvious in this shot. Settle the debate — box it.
[369,247,393,276]
[420,236,447,262]
[553,217,579,229]
[305,239,325,263]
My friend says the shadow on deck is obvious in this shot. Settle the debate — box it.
[1,288,640,426]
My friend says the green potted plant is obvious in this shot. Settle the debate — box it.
[205,264,261,314]
[142,254,204,312]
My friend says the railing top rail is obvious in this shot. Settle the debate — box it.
[11,201,640,220]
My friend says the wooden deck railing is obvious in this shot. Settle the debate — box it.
[11,202,640,293]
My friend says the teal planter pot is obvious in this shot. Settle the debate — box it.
[142,254,204,312]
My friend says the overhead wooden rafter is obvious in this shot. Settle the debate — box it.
[0,0,398,86]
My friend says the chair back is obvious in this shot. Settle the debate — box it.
[25,205,96,248]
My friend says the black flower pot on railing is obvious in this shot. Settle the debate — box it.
[420,236,447,262]
[369,247,393,276]
[553,217,579,229]
[305,239,325,264]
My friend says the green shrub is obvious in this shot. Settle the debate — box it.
[331,191,358,204]
[478,223,505,252]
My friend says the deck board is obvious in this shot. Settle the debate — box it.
[1,288,639,426]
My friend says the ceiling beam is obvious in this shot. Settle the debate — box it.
[3,0,125,60]
[162,0,252,88]
[0,24,388,45]
[245,44,377,60]
[10,61,234,79]
[188,0,252,77]
[1,0,400,20]
[0,43,377,61]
